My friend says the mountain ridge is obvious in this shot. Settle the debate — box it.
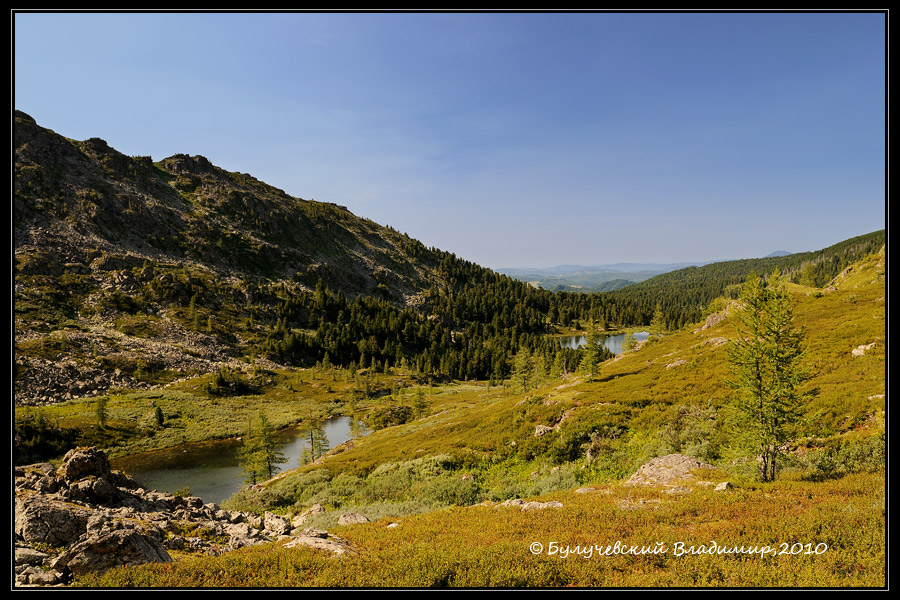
[14,109,445,304]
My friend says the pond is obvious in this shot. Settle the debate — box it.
[112,415,367,505]
[558,331,650,354]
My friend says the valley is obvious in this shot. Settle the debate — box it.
[13,112,886,588]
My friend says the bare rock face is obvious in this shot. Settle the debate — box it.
[626,454,714,486]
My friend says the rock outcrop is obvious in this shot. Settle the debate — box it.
[13,447,350,586]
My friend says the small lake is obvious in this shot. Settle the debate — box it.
[112,415,367,505]
[558,331,650,354]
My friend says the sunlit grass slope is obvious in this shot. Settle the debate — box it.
[78,471,885,587]
[74,247,887,587]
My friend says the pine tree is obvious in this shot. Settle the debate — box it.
[513,349,532,391]
[95,396,109,429]
[650,302,666,332]
[728,271,814,482]
[581,331,602,382]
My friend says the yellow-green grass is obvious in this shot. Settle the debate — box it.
[234,248,885,523]
[76,470,885,588]
[35,250,889,587]
[271,249,885,483]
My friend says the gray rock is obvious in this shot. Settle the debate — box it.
[714,481,733,491]
[292,503,325,528]
[15,546,50,567]
[58,447,111,482]
[284,535,353,555]
[521,501,563,510]
[300,527,330,539]
[284,529,353,555]
[626,454,714,486]
[496,498,525,508]
[15,447,281,581]
[15,494,92,547]
[263,511,291,536]
[16,565,64,586]
[52,529,172,577]
[534,424,554,437]
[337,512,370,525]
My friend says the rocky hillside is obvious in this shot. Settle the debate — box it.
[15,110,443,302]
[13,111,451,404]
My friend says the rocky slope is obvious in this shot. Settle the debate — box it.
[13,111,447,404]
[15,110,438,295]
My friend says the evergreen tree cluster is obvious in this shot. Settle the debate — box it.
[262,251,625,382]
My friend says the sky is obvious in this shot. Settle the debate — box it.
[14,11,886,269]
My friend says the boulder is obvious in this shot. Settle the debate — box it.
[292,503,325,528]
[626,454,714,486]
[263,511,291,536]
[284,529,354,556]
[337,512,370,525]
[852,343,876,357]
[15,494,92,547]
[15,546,50,567]
[57,447,111,482]
[51,529,172,577]
[521,501,563,511]
[534,424,554,437]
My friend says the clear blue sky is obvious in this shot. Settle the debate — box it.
[14,11,886,269]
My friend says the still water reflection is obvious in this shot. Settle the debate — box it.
[113,415,366,505]
[558,331,650,354]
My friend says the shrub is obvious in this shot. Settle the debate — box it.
[367,404,413,430]
[420,474,481,506]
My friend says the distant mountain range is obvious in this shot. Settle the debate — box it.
[496,261,717,292]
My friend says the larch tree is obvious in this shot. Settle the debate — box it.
[238,410,287,485]
[728,270,815,482]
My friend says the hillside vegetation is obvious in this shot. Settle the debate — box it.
[73,246,885,588]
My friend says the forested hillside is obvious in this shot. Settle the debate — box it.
[610,230,886,329]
